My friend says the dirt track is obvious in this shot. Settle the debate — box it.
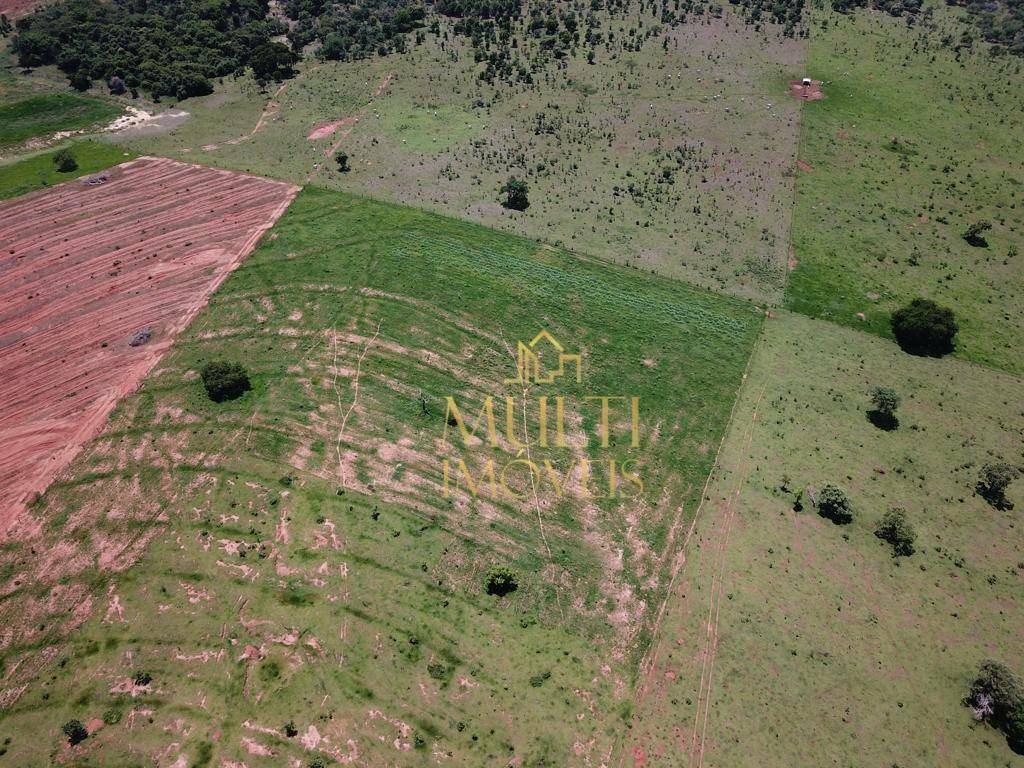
[0,156,297,535]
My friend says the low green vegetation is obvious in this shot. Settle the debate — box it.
[787,2,1024,374]
[0,140,133,199]
[0,187,761,766]
[0,92,120,146]
[621,312,1024,766]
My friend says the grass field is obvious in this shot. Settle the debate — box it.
[619,311,1024,767]
[787,3,1024,374]
[0,187,762,766]
[125,6,806,304]
[0,93,122,147]
[0,140,135,200]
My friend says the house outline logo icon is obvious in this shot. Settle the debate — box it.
[505,330,582,385]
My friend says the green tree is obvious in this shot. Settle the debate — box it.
[867,386,900,430]
[336,151,350,172]
[53,148,78,172]
[484,566,519,596]
[874,506,915,556]
[963,219,992,247]
[890,298,957,357]
[0,14,12,37]
[967,661,1024,753]
[251,41,298,85]
[200,361,252,402]
[62,719,88,745]
[499,176,529,211]
[817,484,853,525]
[69,70,92,91]
[977,462,1019,510]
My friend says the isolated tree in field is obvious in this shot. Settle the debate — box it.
[200,361,251,402]
[967,661,1024,753]
[336,151,350,172]
[62,719,88,745]
[891,298,957,357]
[867,386,900,430]
[963,219,992,247]
[817,484,853,524]
[977,462,1019,510]
[484,566,519,596]
[499,176,529,211]
[874,506,915,556]
[53,148,78,173]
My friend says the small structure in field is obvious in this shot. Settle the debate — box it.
[789,78,825,101]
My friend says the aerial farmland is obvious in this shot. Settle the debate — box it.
[0,0,1020,765]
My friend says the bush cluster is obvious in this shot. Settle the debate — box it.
[967,661,1024,753]
[874,507,916,556]
[200,361,252,403]
[817,484,854,525]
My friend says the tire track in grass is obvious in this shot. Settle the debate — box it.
[688,381,766,768]
[615,324,765,766]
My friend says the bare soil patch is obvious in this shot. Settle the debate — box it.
[789,79,825,100]
[0,156,297,534]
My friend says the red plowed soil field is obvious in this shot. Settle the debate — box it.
[0,156,297,534]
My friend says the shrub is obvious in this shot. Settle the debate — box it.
[874,506,915,556]
[867,386,900,430]
[817,484,853,525]
[53,148,78,173]
[133,670,152,686]
[484,566,519,596]
[967,661,1024,753]
[963,219,992,247]
[62,719,88,745]
[200,361,251,402]
[499,176,529,211]
[977,462,1019,510]
[283,720,298,737]
[890,298,957,357]
[336,151,350,172]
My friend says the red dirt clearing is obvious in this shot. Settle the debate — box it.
[789,79,825,100]
[0,0,40,19]
[0,156,297,535]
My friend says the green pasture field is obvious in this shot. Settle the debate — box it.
[619,312,1024,767]
[0,92,121,146]
[787,3,1024,374]
[0,187,762,766]
[0,140,135,199]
